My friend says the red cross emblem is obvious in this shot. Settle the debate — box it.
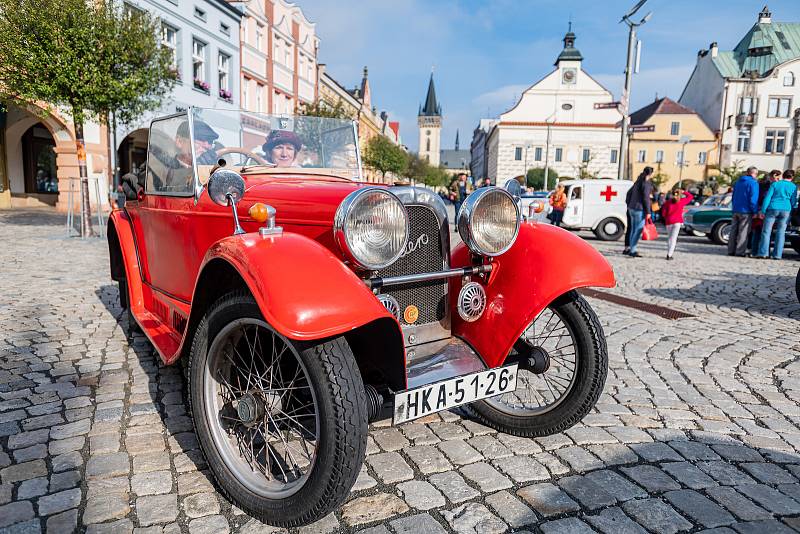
[600,186,617,202]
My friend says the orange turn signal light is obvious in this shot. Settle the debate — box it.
[532,201,545,214]
[249,203,269,223]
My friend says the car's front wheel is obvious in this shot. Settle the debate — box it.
[188,291,368,527]
[710,221,731,245]
[469,290,607,437]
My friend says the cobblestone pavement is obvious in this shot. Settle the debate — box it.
[2,208,800,534]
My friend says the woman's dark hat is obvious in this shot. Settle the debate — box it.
[263,130,302,153]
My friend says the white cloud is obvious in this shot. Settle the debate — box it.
[472,84,530,114]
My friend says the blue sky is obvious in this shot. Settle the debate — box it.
[298,0,799,152]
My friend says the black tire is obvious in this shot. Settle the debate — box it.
[593,217,625,241]
[796,268,800,304]
[118,279,140,337]
[791,238,800,255]
[469,290,607,437]
[188,291,367,527]
[710,221,731,245]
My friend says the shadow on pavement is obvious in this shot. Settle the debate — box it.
[0,208,65,226]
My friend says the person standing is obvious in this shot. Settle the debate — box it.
[549,184,567,227]
[659,188,694,260]
[727,166,759,257]
[625,167,654,258]
[756,169,798,259]
[750,170,782,254]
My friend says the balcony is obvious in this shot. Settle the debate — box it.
[735,113,757,127]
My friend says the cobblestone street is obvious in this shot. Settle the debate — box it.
[2,208,800,534]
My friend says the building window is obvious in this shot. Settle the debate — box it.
[193,7,206,21]
[219,22,230,37]
[655,150,664,163]
[737,129,750,152]
[676,151,685,165]
[582,148,591,162]
[637,150,646,163]
[426,138,430,151]
[768,97,792,118]
[555,148,563,162]
[784,72,795,87]
[242,78,249,109]
[514,147,522,161]
[670,121,680,135]
[256,23,264,49]
[534,147,542,161]
[610,149,618,164]
[161,24,178,70]
[192,39,207,87]
[739,97,758,115]
[218,52,230,99]
[765,130,787,153]
[698,151,707,164]
[256,83,264,112]
[123,2,144,17]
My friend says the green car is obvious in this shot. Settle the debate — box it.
[683,193,732,245]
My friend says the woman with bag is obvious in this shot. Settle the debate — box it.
[625,167,654,258]
[549,184,568,227]
[659,188,694,260]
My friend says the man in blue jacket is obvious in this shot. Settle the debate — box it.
[728,166,759,257]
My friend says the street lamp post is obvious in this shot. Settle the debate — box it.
[618,0,652,181]
[678,135,691,189]
[544,122,552,191]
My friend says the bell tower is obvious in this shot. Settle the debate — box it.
[418,73,442,166]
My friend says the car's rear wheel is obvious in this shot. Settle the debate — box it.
[593,217,625,241]
[710,221,731,245]
[796,268,800,303]
[188,291,367,527]
[469,290,607,437]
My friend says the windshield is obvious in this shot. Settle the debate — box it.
[188,108,361,181]
[702,195,721,206]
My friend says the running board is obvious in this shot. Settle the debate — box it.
[406,338,487,389]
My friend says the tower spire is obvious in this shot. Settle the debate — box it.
[455,130,460,150]
[419,73,441,117]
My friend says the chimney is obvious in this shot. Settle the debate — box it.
[758,5,772,24]
[710,42,718,58]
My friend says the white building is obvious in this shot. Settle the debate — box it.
[680,6,800,170]
[485,29,622,185]
[470,119,497,182]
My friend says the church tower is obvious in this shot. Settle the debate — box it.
[418,74,442,166]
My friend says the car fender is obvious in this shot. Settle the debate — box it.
[196,231,397,343]
[107,209,144,312]
[451,222,615,368]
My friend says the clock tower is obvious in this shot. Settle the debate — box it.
[418,74,442,166]
[555,24,583,87]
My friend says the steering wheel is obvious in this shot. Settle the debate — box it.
[215,147,271,167]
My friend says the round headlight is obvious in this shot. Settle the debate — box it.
[457,187,521,256]
[334,188,409,270]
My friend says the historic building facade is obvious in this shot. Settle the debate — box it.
[485,30,622,185]
[470,119,497,182]
[627,97,719,189]
[680,6,800,170]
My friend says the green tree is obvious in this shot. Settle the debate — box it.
[362,135,407,179]
[651,172,669,191]
[299,99,355,120]
[525,167,559,190]
[0,0,176,236]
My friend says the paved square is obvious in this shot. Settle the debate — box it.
[1,209,800,533]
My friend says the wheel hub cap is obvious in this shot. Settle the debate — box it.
[236,393,264,426]
[520,346,551,374]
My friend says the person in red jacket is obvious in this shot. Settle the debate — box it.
[659,188,694,260]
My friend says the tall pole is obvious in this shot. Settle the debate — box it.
[678,139,687,189]
[544,123,552,191]
[618,24,637,181]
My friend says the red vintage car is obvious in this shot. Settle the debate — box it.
[108,109,615,527]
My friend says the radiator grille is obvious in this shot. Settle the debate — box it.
[377,205,447,325]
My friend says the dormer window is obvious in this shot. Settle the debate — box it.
[785,72,795,87]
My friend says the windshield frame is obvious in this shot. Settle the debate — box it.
[185,107,361,202]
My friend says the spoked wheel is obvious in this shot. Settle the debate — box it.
[189,292,367,527]
[469,290,607,437]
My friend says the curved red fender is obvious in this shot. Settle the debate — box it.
[199,231,397,342]
[451,222,615,369]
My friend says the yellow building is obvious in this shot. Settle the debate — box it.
[628,97,719,190]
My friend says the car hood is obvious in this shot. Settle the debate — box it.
[242,175,376,226]
[686,205,730,215]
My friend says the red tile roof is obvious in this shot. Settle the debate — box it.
[629,97,699,125]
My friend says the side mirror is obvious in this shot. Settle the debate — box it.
[504,179,522,200]
[208,169,246,235]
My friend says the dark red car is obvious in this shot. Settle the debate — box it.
[108,109,615,527]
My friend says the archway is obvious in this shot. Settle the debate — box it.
[117,128,148,177]
[21,124,59,204]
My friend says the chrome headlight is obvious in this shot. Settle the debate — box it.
[457,187,521,256]
[334,188,409,270]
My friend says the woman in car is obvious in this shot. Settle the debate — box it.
[263,130,302,168]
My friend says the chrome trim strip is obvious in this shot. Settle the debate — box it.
[367,265,492,289]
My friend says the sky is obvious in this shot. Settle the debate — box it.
[297,0,800,152]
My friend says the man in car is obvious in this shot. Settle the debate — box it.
[149,119,221,192]
[175,119,221,166]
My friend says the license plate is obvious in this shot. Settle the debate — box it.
[393,365,518,424]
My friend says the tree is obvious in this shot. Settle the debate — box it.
[650,171,669,191]
[362,135,407,179]
[704,160,744,194]
[299,99,355,120]
[0,0,176,236]
[525,167,559,190]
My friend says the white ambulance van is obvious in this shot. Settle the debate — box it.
[559,179,633,241]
